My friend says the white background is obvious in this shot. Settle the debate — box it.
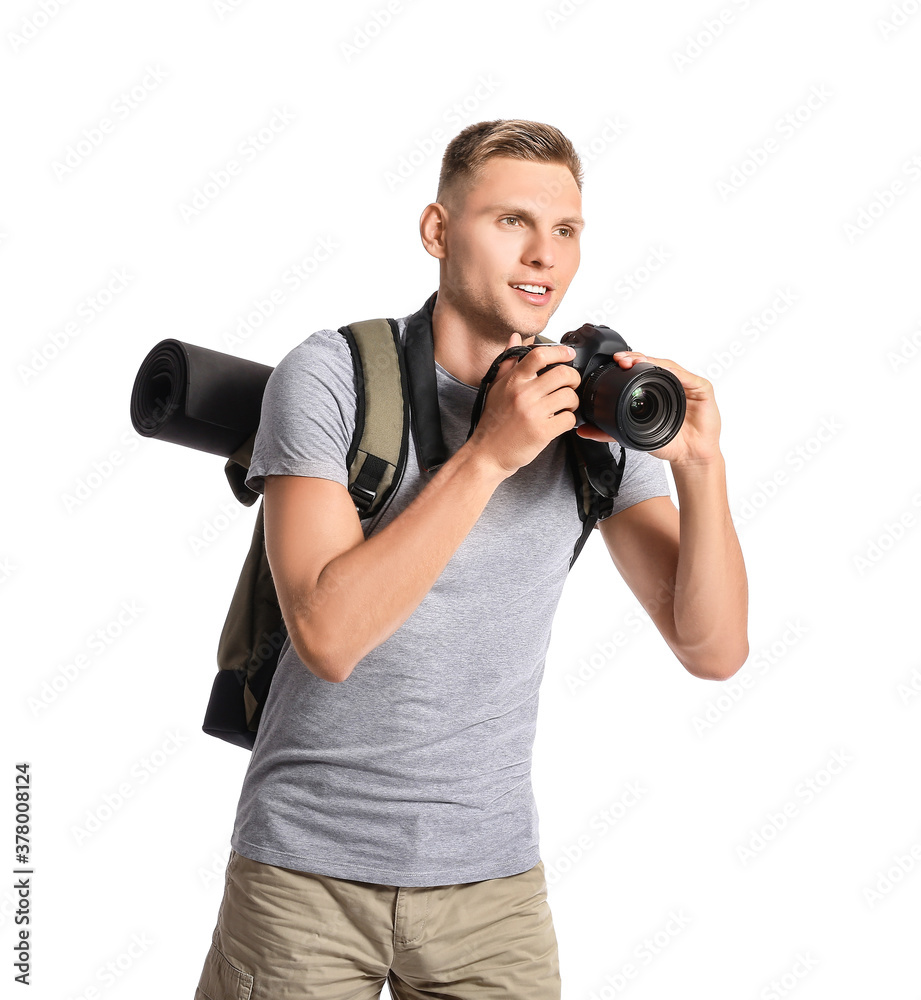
[4,0,921,997]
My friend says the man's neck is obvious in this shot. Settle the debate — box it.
[430,293,535,388]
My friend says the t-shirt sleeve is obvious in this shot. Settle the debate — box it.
[596,443,672,524]
[244,328,357,496]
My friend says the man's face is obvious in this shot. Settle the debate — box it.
[438,156,583,342]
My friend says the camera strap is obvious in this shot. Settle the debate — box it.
[465,348,626,498]
[465,342,626,567]
[465,345,534,443]
[405,292,623,568]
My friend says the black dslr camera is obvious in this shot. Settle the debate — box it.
[536,323,686,451]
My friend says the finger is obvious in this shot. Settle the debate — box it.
[495,335,524,381]
[521,343,577,373]
[626,354,682,373]
[499,334,520,363]
[611,350,648,368]
[633,355,692,382]
[628,355,711,397]
[575,423,614,442]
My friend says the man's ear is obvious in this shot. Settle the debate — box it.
[419,202,448,259]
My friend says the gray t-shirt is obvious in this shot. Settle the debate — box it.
[231,311,672,886]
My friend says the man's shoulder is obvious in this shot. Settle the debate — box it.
[282,325,348,361]
[268,312,414,400]
[267,328,349,390]
[281,312,412,364]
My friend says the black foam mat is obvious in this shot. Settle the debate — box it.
[129,339,273,458]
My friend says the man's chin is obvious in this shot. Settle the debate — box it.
[515,316,553,341]
[516,301,561,340]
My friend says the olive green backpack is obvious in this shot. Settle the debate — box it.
[203,300,624,749]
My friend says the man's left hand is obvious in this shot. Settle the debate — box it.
[574,352,721,466]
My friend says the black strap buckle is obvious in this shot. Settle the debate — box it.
[351,484,376,512]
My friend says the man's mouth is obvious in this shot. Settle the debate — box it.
[510,282,553,305]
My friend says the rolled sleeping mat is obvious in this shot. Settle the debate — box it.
[129,339,273,458]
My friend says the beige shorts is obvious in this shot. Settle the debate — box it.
[193,848,561,999]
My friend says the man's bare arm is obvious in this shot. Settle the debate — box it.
[265,444,507,683]
[598,458,748,680]
[266,339,583,683]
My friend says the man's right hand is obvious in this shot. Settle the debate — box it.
[466,333,582,479]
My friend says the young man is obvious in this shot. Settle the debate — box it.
[194,120,748,999]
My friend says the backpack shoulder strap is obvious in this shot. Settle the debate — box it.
[221,319,410,514]
[337,317,410,517]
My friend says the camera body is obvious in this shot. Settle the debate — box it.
[534,322,687,451]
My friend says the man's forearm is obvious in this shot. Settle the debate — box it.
[296,442,508,682]
[670,454,749,679]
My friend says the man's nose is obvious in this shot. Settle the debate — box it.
[522,230,556,269]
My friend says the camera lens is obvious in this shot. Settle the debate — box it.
[628,386,659,424]
[580,361,686,451]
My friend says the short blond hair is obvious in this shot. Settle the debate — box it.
[436,119,583,210]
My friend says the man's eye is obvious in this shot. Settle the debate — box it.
[555,227,572,237]
[501,216,520,226]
